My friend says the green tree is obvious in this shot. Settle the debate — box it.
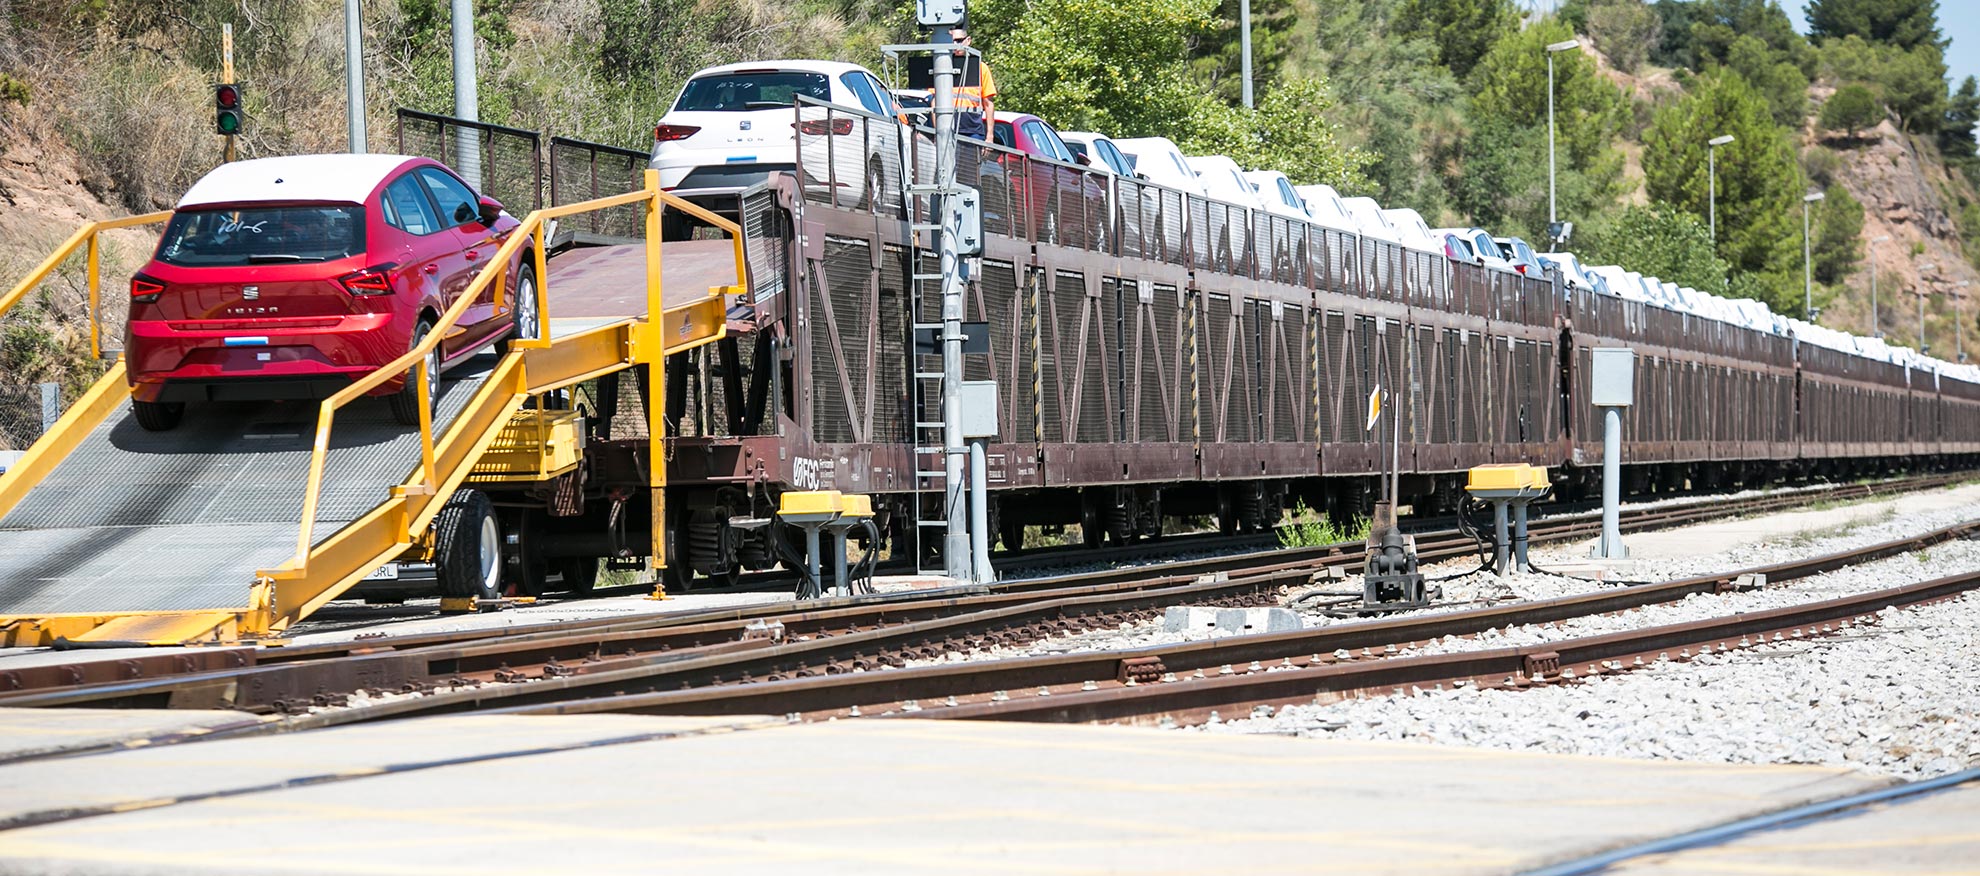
[1585,0,1662,75]
[1940,75,1980,159]
[1641,69,1805,310]
[1391,0,1518,79]
[1820,82,1884,137]
[1807,0,1944,52]
[1190,0,1299,105]
[1579,204,1732,293]
[1818,34,1947,132]
[1467,19,1630,173]
[990,0,1218,139]
[1686,0,1814,75]
[1813,183,1865,284]
[1723,34,1809,125]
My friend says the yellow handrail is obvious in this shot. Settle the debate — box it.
[0,211,173,358]
[266,169,744,594]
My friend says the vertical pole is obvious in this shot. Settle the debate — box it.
[1547,52,1556,226]
[1239,0,1254,110]
[970,440,992,583]
[451,0,481,185]
[933,33,971,580]
[1921,285,1927,352]
[344,0,366,153]
[1513,500,1531,572]
[222,24,236,164]
[1594,406,1627,559]
[1803,199,1813,319]
[644,169,668,597]
[1708,146,1716,244]
[1871,246,1879,336]
[831,531,850,598]
[1492,502,1509,575]
[38,383,59,435]
[806,527,823,600]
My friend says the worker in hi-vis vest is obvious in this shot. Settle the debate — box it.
[950,27,996,140]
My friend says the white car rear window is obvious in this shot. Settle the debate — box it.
[675,72,830,112]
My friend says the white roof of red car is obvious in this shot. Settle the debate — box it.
[177,154,425,208]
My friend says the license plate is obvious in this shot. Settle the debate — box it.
[363,563,400,581]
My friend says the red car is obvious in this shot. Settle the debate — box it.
[125,154,535,430]
[988,113,1107,246]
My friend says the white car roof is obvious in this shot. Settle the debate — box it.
[1340,197,1400,242]
[1112,137,1203,193]
[179,154,416,208]
[1184,155,1259,206]
[691,59,872,77]
[1380,209,1442,253]
[1059,131,1110,145]
[1294,185,1356,231]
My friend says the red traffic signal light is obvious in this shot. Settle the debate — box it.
[215,83,244,136]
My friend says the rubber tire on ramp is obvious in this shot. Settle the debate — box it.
[435,489,502,600]
[389,318,439,427]
[494,262,538,357]
[131,400,184,432]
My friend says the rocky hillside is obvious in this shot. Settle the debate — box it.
[1817,118,1980,352]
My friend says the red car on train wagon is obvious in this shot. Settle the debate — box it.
[123,154,535,430]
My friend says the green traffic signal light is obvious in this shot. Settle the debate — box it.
[214,83,244,136]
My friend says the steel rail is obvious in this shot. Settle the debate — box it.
[907,567,1980,726]
[497,517,1980,723]
[0,472,1964,705]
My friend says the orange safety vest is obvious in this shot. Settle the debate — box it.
[955,60,997,124]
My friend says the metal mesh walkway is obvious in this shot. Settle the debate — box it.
[0,361,486,614]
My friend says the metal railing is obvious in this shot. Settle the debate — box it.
[549,136,651,244]
[0,211,171,517]
[258,170,744,631]
[397,108,544,215]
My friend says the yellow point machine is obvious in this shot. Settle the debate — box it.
[1465,464,1552,575]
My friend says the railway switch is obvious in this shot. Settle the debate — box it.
[1362,528,1429,608]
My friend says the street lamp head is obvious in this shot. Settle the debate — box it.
[1547,39,1581,53]
[1803,191,1826,203]
[1872,235,1891,243]
[1920,262,1938,273]
[1708,135,1735,146]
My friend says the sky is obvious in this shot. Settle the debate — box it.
[1784,0,1980,88]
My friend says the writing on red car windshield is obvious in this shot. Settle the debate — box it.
[157,206,366,267]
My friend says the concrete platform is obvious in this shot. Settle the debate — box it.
[0,709,1899,875]
[1609,780,1980,875]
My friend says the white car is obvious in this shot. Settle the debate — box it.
[1059,131,1135,177]
[1340,197,1401,244]
[1295,185,1357,233]
[1112,137,1206,196]
[649,60,905,210]
[1240,170,1308,222]
[1185,155,1261,208]
[1432,226,1512,271]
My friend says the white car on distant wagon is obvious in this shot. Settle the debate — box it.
[648,60,906,214]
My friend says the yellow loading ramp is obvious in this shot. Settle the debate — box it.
[0,172,742,645]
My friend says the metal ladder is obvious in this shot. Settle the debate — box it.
[906,181,951,576]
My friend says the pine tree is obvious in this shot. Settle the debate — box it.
[1807,0,1944,53]
[1939,76,1980,159]
[1642,69,1805,310]
[1821,83,1884,139]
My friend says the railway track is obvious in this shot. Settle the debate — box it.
[0,473,1961,742]
[486,516,1980,725]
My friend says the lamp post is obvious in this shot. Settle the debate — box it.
[1546,39,1580,228]
[1919,262,1938,353]
[1707,135,1734,243]
[1956,281,1971,362]
[1803,190,1825,320]
[1870,234,1890,337]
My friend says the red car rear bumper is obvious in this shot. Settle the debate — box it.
[126,312,408,403]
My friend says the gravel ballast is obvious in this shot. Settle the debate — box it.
[1202,592,1980,780]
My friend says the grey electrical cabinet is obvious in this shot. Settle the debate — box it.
[1590,347,1635,407]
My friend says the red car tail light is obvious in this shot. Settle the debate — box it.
[130,274,166,304]
[794,118,855,136]
[654,123,701,142]
[339,264,399,296]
